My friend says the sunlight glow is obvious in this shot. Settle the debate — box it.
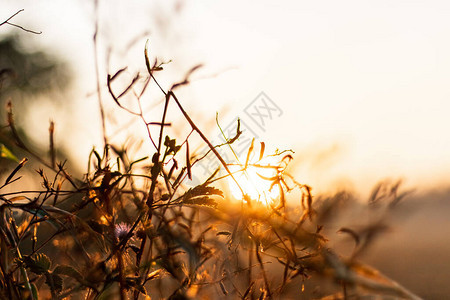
[228,155,283,206]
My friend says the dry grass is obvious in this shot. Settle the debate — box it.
[0,11,423,300]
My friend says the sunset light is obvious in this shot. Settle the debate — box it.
[227,153,289,206]
[2,1,449,298]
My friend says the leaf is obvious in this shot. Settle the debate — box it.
[216,231,231,236]
[0,143,19,162]
[182,185,224,207]
[168,159,178,180]
[219,280,228,295]
[227,118,242,144]
[4,158,28,186]
[244,138,255,169]
[164,136,181,155]
[31,283,39,300]
[36,253,52,272]
[6,196,27,202]
[129,156,149,169]
[243,282,255,299]
[144,39,152,74]
[147,269,162,281]
[259,142,265,161]
[93,149,102,168]
[183,196,218,208]
[203,167,220,186]
[45,273,63,294]
[338,227,360,246]
[24,253,51,275]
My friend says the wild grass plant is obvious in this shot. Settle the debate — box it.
[0,10,422,300]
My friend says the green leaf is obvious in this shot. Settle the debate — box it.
[24,253,51,275]
[0,143,19,162]
[31,283,39,300]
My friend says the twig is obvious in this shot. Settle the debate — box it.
[49,121,55,168]
[92,0,108,150]
[0,9,42,34]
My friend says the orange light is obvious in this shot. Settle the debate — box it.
[228,155,281,206]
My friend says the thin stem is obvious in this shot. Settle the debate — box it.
[93,0,108,150]
[168,91,245,196]
[0,9,42,34]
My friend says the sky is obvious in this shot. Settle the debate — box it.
[2,0,450,197]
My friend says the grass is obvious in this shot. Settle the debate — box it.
[0,10,423,300]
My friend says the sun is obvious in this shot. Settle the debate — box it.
[227,155,283,206]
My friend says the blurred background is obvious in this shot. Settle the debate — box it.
[1,1,450,298]
[2,0,450,196]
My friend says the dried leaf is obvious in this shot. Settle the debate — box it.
[245,138,255,169]
[216,231,231,236]
[4,158,27,186]
[184,185,224,199]
[164,136,181,155]
[227,118,242,144]
[219,280,228,295]
[338,227,360,247]
[183,196,218,208]
[259,142,265,161]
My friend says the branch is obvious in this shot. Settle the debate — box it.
[0,9,42,34]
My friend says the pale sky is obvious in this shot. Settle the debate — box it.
[3,0,450,197]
